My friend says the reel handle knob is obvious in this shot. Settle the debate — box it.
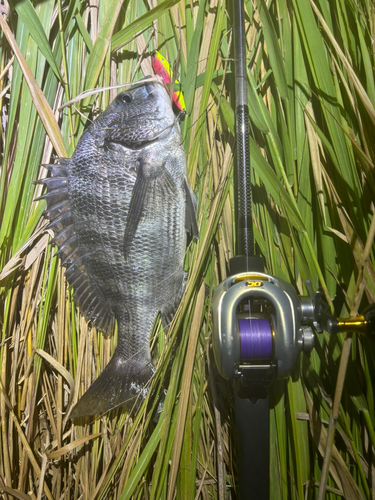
[333,304,375,339]
[363,304,375,340]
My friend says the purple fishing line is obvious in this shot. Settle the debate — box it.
[239,318,272,359]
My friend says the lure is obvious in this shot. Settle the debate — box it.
[152,50,186,119]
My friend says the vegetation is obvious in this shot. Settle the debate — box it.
[0,0,374,498]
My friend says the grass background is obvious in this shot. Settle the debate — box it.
[0,0,375,498]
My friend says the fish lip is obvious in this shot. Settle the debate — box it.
[127,76,166,98]
[108,135,164,151]
[107,122,175,150]
[141,76,172,106]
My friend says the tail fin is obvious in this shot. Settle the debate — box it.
[70,351,153,419]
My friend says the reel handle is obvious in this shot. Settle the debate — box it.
[313,285,375,339]
[327,304,375,339]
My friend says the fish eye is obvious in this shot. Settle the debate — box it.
[117,93,132,104]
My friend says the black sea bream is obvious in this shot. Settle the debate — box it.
[38,78,198,418]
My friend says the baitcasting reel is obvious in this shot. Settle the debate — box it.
[212,272,375,392]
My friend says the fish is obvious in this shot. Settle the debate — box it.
[37,77,199,418]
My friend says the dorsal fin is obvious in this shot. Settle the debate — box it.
[37,160,114,334]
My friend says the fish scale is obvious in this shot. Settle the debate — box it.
[37,78,198,418]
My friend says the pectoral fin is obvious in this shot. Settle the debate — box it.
[123,162,178,258]
[184,179,199,238]
[123,166,149,258]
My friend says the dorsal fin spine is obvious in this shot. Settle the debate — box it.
[39,159,115,334]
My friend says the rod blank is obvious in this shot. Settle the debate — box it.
[233,0,254,261]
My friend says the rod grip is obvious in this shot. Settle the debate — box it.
[234,390,270,500]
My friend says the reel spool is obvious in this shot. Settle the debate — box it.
[238,318,273,360]
[212,272,315,391]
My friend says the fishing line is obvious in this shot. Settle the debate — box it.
[239,318,273,360]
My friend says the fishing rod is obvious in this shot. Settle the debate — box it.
[226,0,270,497]
[211,1,375,499]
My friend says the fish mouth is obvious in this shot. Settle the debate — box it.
[109,135,164,151]
[127,76,167,100]
[139,77,173,108]
[108,120,176,151]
